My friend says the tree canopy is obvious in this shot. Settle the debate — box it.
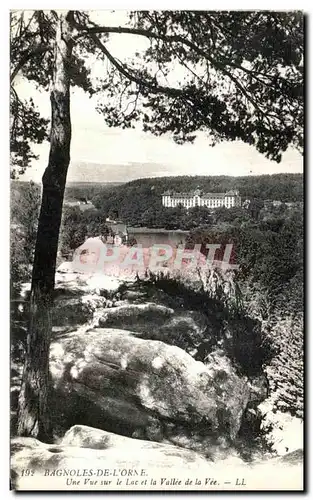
[10,10,303,178]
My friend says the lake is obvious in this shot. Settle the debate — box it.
[127,227,189,248]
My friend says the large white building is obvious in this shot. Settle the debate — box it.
[162,188,241,209]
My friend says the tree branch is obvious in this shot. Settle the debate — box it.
[77,23,274,121]
[11,45,50,84]
[88,33,213,131]
[88,32,187,100]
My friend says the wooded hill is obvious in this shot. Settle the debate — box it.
[90,173,303,221]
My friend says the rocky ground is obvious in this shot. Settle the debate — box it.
[11,424,303,491]
[10,267,304,490]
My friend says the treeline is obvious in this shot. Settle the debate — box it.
[126,205,252,230]
[65,182,123,202]
[186,207,303,312]
[186,204,304,418]
[12,174,303,229]
[89,174,303,226]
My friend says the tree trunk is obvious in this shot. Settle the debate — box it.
[17,12,73,441]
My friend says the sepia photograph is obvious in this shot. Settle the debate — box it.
[10,8,304,491]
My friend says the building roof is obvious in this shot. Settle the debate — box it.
[162,191,195,197]
[128,227,189,234]
[225,190,239,196]
[162,190,239,198]
[202,193,226,198]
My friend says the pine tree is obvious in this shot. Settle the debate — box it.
[10,10,303,438]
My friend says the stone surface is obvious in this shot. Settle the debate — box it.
[9,427,221,491]
[98,302,209,356]
[10,426,303,491]
[98,302,174,330]
[50,328,251,444]
[53,294,107,327]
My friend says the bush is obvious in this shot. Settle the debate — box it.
[139,268,274,377]
[10,181,40,297]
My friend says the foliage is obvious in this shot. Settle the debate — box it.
[141,268,274,377]
[90,173,303,228]
[187,207,303,305]
[10,93,49,179]
[59,206,112,258]
[93,11,303,161]
[10,10,303,179]
[186,206,303,418]
[10,181,41,296]
[214,206,250,225]
[265,313,303,418]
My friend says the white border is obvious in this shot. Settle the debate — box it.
[1,3,309,498]
[5,2,310,10]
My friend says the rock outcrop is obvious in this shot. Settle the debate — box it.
[53,294,107,327]
[50,328,251,447]
[97,302,208,356]
[10,429,208,490]
[11,425,303,491]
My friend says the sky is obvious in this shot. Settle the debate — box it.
[14,10,303,184]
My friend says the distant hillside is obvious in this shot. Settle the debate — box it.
[11,174,303,223]
[65,182,124,202]
[10,180,124,204]
[90,174,303,222]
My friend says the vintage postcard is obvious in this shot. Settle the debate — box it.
[10,9,304,491]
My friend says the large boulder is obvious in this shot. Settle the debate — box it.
[49,328,251,447]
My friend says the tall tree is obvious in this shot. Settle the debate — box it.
[14,12,75,439]
[10,10,303,438]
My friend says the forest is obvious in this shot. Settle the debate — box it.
[65,173,304,205]
[89,173,303,226]
[13,173,303,232]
